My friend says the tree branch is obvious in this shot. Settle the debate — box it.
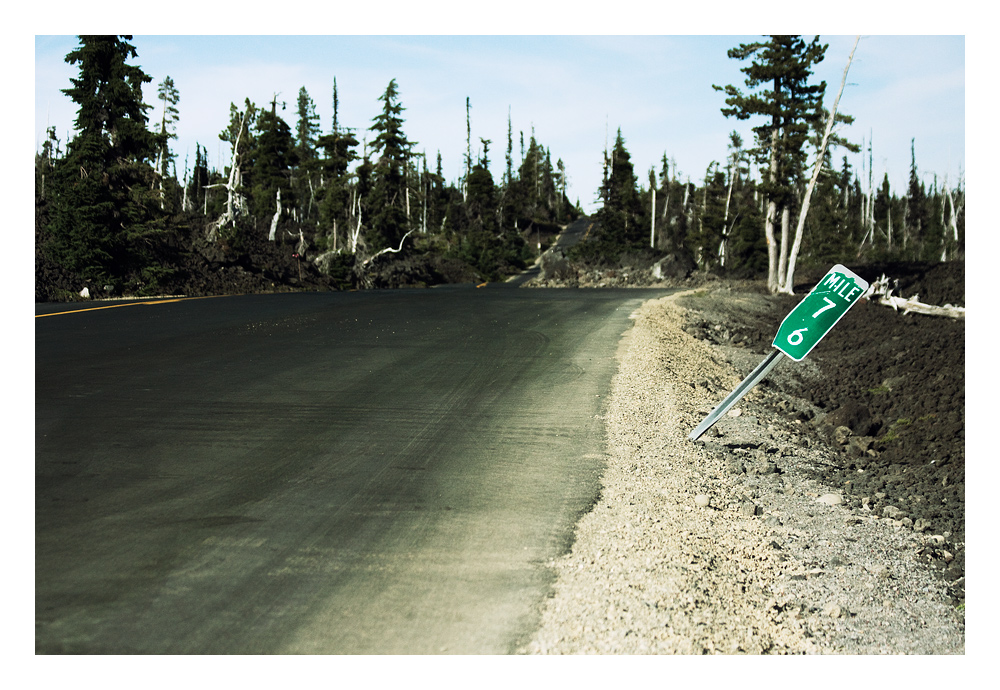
[360,229,415,267]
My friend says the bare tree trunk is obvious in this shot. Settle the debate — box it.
[268,188,282,241]
[153,149,165,210]
[723,163,734,224]
[888,206,893,252]
[902,197,909,252]
[181,168,190,213]
[781,35,860,294]
[360,229,415,268]
[349,189,362,254]
[778,205,790,285]
[948,186,961,243]
[682,177,691,233]
[205,107,249,242]
[765,201,779,293]
[764,128,780,294]
[869,135,876,246]
[650,187,656,248]
[422,168,428,234]
[865,275,965,318]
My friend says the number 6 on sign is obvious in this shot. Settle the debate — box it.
[786,328,808,346]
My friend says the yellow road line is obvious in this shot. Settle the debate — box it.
[35,295,221,318]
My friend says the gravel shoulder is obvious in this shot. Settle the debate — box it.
[519,288,964,654]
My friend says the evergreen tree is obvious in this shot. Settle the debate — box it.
[505,108,514,187]
[803,159,855,265]
[36,126,62,201]
[294,86,322,221]
[714,35,827,292]
[46,35,164,292]
[250,98,297,223]
[906,138,931,260]
[689,163,728,269]
[295,86,321,165]
[187,142,211,213]
[154,76,180,209]
[580,128,645,264]
[317,119,359,251]
[602,129,642,241]
[367,79,416,251]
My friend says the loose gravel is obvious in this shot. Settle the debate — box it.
[519,290,964,654]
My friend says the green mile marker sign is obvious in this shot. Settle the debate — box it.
[689,264,869,440]
[773,264,870,361]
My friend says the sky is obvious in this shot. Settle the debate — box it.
[34,33,965,215]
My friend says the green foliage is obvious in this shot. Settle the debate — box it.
[366,79,416,252]
[45,35,164,290]
[578,129,648,264]
[250,105,297,219]
[686,164,728,269]
[715,35,828,205]
[295,86,321,167]
[155,76,180,184]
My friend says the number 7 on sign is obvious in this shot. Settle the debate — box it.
[813,297,837,318]
[688,265,869,441]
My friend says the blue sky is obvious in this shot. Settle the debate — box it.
[35,33,965,214]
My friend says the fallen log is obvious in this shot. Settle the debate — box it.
[862,274,965,319]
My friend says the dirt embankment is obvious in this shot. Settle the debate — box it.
[521,262,964,654]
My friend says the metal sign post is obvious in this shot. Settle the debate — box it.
[688,265,869,441]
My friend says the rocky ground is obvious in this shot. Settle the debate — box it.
[519,261,965,654]
[34,214,489,302]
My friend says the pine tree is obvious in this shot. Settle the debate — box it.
[295,87,321,165]
[46,35,164,292]
[584,128,644,264]
[154,76,180,209]
[188,142,211,214]
[316,82,359,252]
[250,97,297,227]
[367,79,416,252]
[294,86,322,221]
[689,162,728,270]
[714,35,827,292]
[906,138,931,260]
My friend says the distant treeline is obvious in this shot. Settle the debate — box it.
[35,35,963,298]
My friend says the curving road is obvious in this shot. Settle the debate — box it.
[36,283,669,654]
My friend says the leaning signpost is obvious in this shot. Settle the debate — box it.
[688,264,869,441]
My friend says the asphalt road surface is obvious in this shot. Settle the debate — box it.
[36,284,671,654]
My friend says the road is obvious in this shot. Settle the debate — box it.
[36,283,669,654]
[506,217,597,287]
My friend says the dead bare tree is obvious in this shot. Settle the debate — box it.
[205,104,252,242]
[268,188,282,241]
[359,229,415,269]
[864,275,965,319]
[781,35,860,294]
